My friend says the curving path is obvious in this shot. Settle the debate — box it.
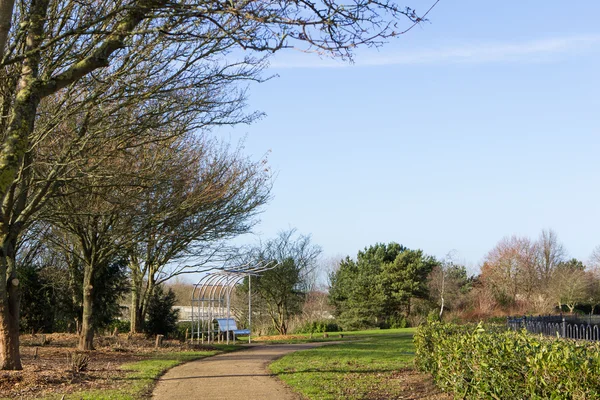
[152,343,331,400]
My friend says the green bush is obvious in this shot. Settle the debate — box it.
[145,285,179,338]
[107,319,130,334]
[415,321,600,399]
[380,315,408,329]
[293,320,341,334]
[175,321,193,341]
[484,315,508,325]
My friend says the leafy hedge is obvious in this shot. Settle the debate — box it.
[293,320,341,334]
[415,322,600,399]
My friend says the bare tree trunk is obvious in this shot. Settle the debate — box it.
[139,272,157,327]
[0,0,15,60]
[130,289,140,333]
[130,292,145,334]
[439,267,445,319]
[0,0,45,367]
[78,269,94,350]
[0,271,21,369]
[0,288,20,370]
[129,266,143,333]
[0,236,21,369]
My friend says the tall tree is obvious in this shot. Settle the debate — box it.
[549,259,588,313]
[126,136,271,333]
[536,229,566,285]
[381,248,438,318]
[329,243,437,330]
[480,235,539,307]
[41,149,139,350]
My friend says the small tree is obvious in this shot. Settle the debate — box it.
[239,230,321,335]
[550,259,588,313]
[428,252,470,319]
[145,286,179,337]
[17,264,55,333]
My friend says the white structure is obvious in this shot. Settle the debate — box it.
[190,261,279,344]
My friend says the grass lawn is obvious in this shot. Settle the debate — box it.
[269,328,446,400]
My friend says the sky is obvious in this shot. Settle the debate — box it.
[212,1,600,276]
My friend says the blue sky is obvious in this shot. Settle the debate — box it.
[216,1,600,274]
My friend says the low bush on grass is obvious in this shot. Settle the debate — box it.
[415,321,600,399]
[293,320,341,334]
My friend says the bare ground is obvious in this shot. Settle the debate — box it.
[2,333,209,399]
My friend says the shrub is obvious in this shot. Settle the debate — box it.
[380,315,408,329]
[415,321,600,399]
[18,264,55,333]
[293,320,341,334]
[107,319,130,335]
[68,352,90,374]
[175,321,193,341]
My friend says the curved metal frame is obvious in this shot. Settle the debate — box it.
[190,260,279,344]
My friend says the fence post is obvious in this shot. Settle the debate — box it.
[561,317,566,338]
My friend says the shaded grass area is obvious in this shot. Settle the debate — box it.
[269,328,445,400]
[52,345,238,400]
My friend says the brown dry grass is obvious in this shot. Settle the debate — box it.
[1,333,204,399]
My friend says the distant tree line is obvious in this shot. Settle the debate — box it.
[328,230,600,331]
[477,229,600,316]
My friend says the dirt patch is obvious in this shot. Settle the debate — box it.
[372,368,451,400]
[2,333,212,399]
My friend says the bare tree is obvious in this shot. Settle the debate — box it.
[126,136,271,333]
[42,159,137,350]
[481,235,539,308]
[589,245,600,270]
[427,250,470,319]
[549,260,588,313]
[536,229,566,285]
[0,0,14,61]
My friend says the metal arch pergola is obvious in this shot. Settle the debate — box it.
[190,260,279,345]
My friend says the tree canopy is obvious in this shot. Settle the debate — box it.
[329,242,438,330]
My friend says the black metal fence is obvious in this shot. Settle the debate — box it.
[507,315,600,341]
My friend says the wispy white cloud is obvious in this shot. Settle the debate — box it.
[269,35,600,69]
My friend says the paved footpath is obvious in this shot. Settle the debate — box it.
[152,343,331,400]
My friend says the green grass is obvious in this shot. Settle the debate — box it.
[51,345,238,400]
[269,328,417,400]
[256,328,416,344]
